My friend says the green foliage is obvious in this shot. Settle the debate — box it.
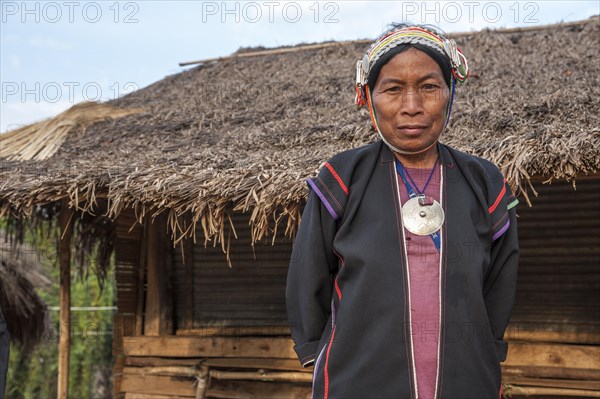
[5,229,116,399]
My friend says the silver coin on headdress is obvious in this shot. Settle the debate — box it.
[361,53,370,76]
[401,196,445,236]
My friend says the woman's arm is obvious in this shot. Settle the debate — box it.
[483,201,519,362]
[286,189,338,367]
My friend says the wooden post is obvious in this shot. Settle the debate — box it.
[144,212,173,335]
[58,200,73,399]
[135,219,148,336]
[183,233,194,329]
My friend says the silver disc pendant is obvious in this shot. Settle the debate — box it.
[402,196,445,236]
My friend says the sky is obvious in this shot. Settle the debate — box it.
[1,1,598,133]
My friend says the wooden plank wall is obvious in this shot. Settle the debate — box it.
[509,178,600,345]
[144,212,173,336]
[500,177,600,397]
[113,209,144,399]
[113,208,313,398]
[120,336,312,398]
[117,335,600,398]
[172,211,292,331]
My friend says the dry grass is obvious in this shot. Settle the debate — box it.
[0,102,143,161]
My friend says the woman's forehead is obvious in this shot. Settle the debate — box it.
[378,48,445,81]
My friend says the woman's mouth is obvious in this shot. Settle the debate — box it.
[396,125,428,135]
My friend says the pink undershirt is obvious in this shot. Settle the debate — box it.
[397,164,441,399]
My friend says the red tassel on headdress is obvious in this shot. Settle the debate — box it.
[355,84,367,108]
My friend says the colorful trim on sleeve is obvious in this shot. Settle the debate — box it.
[307,178,340,220]
[306,161,350,221]
[490,178,518,241]
[492,220,510,241]
[324,162,349,195]
[488,179,507,214]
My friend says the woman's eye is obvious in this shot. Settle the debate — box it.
[422,84,440,90]
[386,86,402,92]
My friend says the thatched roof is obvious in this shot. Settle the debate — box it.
[0,233,50,348]
[1,18,599,245]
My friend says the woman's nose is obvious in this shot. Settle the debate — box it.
[400,89,424,116]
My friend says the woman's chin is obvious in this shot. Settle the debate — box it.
[389,140,437,155]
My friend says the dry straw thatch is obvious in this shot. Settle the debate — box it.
[1,18,599,249]
[0,102,143,161]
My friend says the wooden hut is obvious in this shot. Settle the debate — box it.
[0,18,598,398]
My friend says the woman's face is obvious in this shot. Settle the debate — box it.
[371,47,450,155]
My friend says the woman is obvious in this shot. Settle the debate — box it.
[286,23,519,399]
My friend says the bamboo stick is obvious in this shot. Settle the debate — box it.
[124,356,307,372]
[209,370,312,383]
[504,377,600,390]
[176,326,290,337]
[195,365,209,399]
[504,385,600,397]
[124,366,196,376]
[125,394,183,399]
[179,41,358,67]
[122,365,312,384]
[201,358,308,372]
[125,357,201,368]
[58,199,74,399]
[502,365,600,381]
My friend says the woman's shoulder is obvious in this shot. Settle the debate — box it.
[442,143,504,182]
[442,144,515,215]
[326,140,382,167]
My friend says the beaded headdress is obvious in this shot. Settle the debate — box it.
[355,24,470,154]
